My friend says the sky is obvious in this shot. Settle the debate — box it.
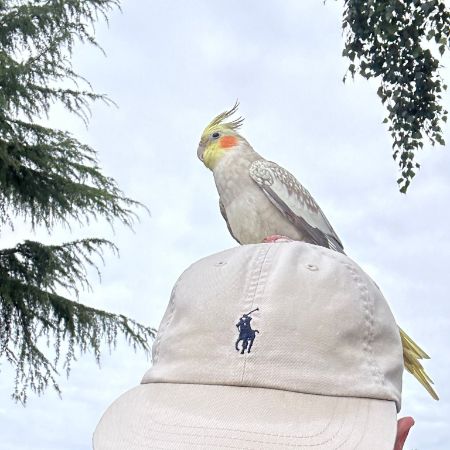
[1,0,449,449]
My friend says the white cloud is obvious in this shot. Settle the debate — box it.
[1,1,449,449]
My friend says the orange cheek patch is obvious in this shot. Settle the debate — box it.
[219,135,238,149]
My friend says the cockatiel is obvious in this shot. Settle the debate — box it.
[197,102,438,400]
[197,102,344,253]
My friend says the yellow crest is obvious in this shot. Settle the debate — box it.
[202,101,244,138]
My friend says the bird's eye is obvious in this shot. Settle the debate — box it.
[211,132,220,139]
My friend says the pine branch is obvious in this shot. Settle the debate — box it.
[0,1,144,232]
[0,0,119,120]
[0,0,153,404]
[0,123,142,230]
[342,0,450,193]
[0,239,156,404]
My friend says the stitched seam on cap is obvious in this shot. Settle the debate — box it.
[239,244,273,384]
[346,263,385,387]
[137,391,353,447]
[318,249,386,388]
[152,279,180,365]
[141,386,341,440]
[347,398,371,450]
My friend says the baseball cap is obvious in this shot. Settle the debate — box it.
[94,241,403,449]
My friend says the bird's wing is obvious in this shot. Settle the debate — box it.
[219,198,242,244]
[249,159,345,253]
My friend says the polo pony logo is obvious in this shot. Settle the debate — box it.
[235,308,259,354]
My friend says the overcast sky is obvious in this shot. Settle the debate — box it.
[1,1,449,449]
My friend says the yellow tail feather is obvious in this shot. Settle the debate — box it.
[399,327,439,400]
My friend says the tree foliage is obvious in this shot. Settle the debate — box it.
[0,0,155,403]
[342,0,450,192]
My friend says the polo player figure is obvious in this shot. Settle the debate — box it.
[235,308,259,354]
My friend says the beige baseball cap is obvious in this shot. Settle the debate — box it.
[94,242,403,449]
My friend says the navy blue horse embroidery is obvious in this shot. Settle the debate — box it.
[235,308,259,354]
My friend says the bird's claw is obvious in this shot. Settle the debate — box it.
[262,235,292,243]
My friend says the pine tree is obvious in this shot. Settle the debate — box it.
[342,0,450,193]
[0,0,155,403]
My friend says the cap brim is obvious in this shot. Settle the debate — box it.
[94,383,397,449]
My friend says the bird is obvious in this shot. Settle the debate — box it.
[197,102,345,253]
[197,102,438,400]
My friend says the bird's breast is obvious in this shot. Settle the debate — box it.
[213,155,304,243]
[216,171,303,244]
[225,192,305,244]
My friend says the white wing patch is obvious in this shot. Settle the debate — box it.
[249,159,344,252]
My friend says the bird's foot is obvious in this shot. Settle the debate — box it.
[262,235,292,243]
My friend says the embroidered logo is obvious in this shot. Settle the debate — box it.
[235,308,259,354]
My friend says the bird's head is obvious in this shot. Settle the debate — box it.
[197,102,244,170]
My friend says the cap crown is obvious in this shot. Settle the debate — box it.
[143,242,403,410]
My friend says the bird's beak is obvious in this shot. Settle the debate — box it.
[197,144,205,162]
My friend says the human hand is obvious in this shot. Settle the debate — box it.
[394,417,415,450]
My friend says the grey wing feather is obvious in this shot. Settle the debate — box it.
[249,160,345,254]
[219,199,242,244]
